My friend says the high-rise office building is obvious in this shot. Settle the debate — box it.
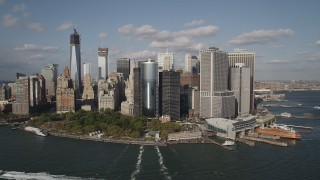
[184,52,199,74]
[12,75,30,115]
[117,58,130,80]
[41,63,58,102]
[229,63,250,117]
[157,51,174,72]
[70,28,82,95]
[141,59,158,117]
[133,67,142,115]
[83,63,91,76]
[228,49,255,112]
[121,60,136,116]
[200,47,235,118]
[98,48,108,80]
[159,70,180,120]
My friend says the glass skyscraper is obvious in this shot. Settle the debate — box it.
[70,28,82,94]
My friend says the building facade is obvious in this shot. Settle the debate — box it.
[12,76,30,115]
[157,51,174,72]
[229,63,250,117]
[141,59,158,117]
[121,60,135,116]
[159,70,180,120]
[70,29,82,95]
[116,58,130,80]
[56,67,75,113]
[83,63,91,77]
[228,49,255,112]
[41,63,58,102]
[184,52,199,74]
[82,74,95,100]
[200,47,235,118]
[133,67,142,115]
[98,48,108,80]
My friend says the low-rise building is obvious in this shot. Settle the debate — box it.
[206,116,256,140]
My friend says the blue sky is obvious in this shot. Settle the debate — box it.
[0,0,320,81]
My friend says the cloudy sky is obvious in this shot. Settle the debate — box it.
[0,0,320,81]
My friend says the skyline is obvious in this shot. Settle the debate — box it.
[1,0,320,81]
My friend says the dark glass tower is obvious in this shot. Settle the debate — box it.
[116,58,130,80]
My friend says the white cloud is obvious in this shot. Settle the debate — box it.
[268,44,284,48]
[184,19,205,27]
[118,24,218,50]
[13,3,27,13]
[2,15,18,27]
[0,0,5,6]
[14,44,59,52]
[124,50,157,59]
[118,24,218,40]
[314,40,320,46]
[175,25,218,37]
[98,32,107,40]
[28,23,45,32]
[57,22,74,31]
[263,59,291,64]
[308,53,320,62]
[150,37,191,48]
[118,24,134,34]
[228,28,294,46]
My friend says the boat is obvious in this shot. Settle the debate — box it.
[24,126,48,137]
[314,106,320,109]
[222,140,235,146]
[255,125,301,139]
[280,112,291,118]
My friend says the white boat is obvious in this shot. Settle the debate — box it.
[24,126,48,137]
[222,140,235,146]
[280,112,291,118]
[314,106,320,110]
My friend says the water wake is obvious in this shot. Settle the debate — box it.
[155,146,172,180]
[0,170,98,180]
[130,146,144,180]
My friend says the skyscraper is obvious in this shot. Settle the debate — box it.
[41,63,58,102]
[12,75,30,115]
[229,63,250,117]
[228,49,255,112]
[184,52,199,74]
[56,67,75,113]
[157,50,174,72]
[70,28,82,94]
[141,59,158,117]
[98,48,108,80]
[116,58,130,80]
[159,70,180,120]
[83,63,91,76]
[200,47,235,118]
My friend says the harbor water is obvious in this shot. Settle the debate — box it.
[1,91,320,180]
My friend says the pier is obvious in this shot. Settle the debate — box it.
[240,135,288,147]
[277,124,314,130]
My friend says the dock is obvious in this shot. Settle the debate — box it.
[240,136,287,147]
[277,124,314,130]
